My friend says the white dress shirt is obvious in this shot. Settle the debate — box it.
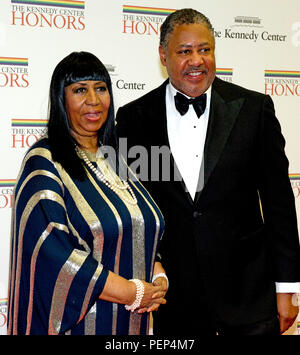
[165,82,299,294]
[166,82,211,199]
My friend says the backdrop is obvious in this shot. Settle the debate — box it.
[0,0,299,335]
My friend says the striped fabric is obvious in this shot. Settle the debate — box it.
[264,70,300,78]
[122,5,176,16]
[7,138,164,335]
[11,0,85,9]
[11,119,48,127]
[0,57,28,66]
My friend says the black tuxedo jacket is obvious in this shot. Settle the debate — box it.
[116,77,300,329]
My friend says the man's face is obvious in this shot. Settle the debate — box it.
[159,23,216,97]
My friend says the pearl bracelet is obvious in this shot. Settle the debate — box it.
[125,279,144,312]
[152,273,169,287]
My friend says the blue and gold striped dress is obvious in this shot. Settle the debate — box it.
[7,138,164,335]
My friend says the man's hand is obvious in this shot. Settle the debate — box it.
[137,262,169,313]
[277,293,299,334]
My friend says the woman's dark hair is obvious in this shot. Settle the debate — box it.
[47,51,118,180]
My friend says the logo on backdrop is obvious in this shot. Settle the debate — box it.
[291,22,300,47]
[0,180,15,209]
[11,118,47,149]
[0,56,28,88]
[290,174,300,199]
[214,16,287,43]
[10,0,85,30]
[0,299,7,331]
[264,70,300,96]
[105,63,146,92]
[216,68,233,83]
[105,64,117,77]
[232,16,262,27]
[122,4,176,36]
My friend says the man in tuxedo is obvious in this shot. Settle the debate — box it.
[116,8,300,335]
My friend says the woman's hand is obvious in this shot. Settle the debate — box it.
[99,266,168,314]
[136,280,167,313]
[137,262,168,313]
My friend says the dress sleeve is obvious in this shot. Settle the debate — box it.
[8,146,108,335]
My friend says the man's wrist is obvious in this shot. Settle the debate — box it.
[152,273,169,288]
[275,282,300,293]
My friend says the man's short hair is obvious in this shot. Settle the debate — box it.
[160,8,214,49]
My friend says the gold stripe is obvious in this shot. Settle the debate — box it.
[98,159,146,334]
[48,249,89,334]
[55,163,104,262]
[15,169,64,206]
[126,164,163,334]
[12,190,65,334]
[24,148,91,252]
[129,179,162,280]
[126,162,164,278]
[54,161,108,333]
[125,195,145,334]
[8,167,63,334]
[82,264,103,335]
[85,165,123,334]
[84,303,97,335]
[102,157,160,334]
[129,311,143,335]
[18,169,91,252]
[9,147,64,333]
[126,159,164,221]
[26,222,69,334]
[13,147,54,194]
[80,156,147,334]
[8,146,99,334]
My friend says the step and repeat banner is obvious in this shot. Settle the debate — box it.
[0,0,299,335]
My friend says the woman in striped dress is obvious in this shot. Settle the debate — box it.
[7,51,167,335]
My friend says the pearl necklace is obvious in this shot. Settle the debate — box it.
[75,145,138,206]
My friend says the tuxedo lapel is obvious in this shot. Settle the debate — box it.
[194,78,245,204]
[148,80,169,147]
[151,79,245,206]
[151,80,196,204]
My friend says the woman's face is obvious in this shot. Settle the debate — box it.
[65,80,110,143]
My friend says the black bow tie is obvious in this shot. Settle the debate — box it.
[174,92,207,118]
